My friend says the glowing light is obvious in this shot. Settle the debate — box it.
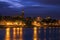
[19,21,26,26]
[43,23,47,25]
[7,23,10,25]
[32,21,37,26]
[32,21,41,27]
[6,22,13,25]
[13,28,16,40]
[5,28,10,40]
[6,23,10,25]
[17,28,19,34]
[19,27,23,40]
[33,27,38,40]
[13,28,23,40]
[14,22,18,25]
[19,21,23,25]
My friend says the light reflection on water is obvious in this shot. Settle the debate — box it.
[3,27,60,40]
[13,28,16,40]
[5,27,37,40]
[19,27,23,40]
[33,27,37,40]
[14,27,23,40]
[5,28,10,40]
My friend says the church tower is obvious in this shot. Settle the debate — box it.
[21,9,24,18]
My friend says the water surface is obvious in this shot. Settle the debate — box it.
[0,27,60,40]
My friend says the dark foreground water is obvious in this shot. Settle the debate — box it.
[0,27,60,40]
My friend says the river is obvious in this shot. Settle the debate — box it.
[0,27,60,40]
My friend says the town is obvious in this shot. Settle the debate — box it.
[0,10,60,28]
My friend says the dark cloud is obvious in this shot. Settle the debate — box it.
[37,0,60,5]
[22,0,60,5]
[0,2,10,8]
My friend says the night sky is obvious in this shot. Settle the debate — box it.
[0,0,60,19]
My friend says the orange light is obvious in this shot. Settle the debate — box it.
[13,22,18,25]
[6,22,12,25]
[32,21,41,27]
[13,28,16,40]
[43,23,47,25]
[19,21,23,25]
[32,21,37,25]
[5,28,10,40]
[19,27,23,40]
[33,27,38,40]
[19,21,26,26]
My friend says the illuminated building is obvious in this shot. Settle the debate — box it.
[45,16,51,19]
[36,16,42,21]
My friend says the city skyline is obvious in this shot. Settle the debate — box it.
[0,0,60,19]
[0,0,60,40]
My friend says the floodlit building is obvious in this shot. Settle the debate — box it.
[45,16,51,19]
[36,16,42,21]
